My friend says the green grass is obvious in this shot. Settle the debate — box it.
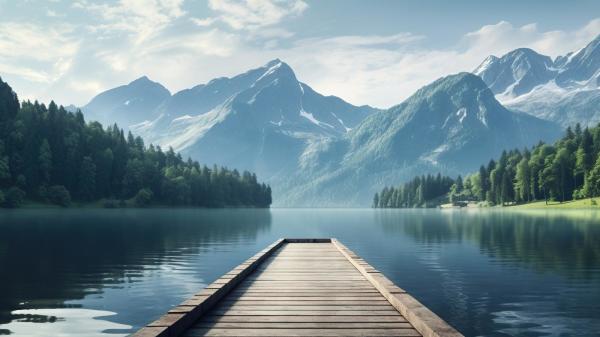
[510,198,600,209]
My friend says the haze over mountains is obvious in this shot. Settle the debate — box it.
[276,73,560,205]
[78,35,600,206]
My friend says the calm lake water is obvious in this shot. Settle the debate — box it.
[0,208,599,337]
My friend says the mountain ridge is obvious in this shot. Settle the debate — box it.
[474,34,600,128]
[77,56,568,206]
[275,72,560,206]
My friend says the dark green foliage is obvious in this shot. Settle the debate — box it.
[133,188,153,207]
[47,185,71,207]
[4,187,25,208]
[78,156,96,201]
[374,173,454,208]
[0,78,271,208]
[376,122,600,206]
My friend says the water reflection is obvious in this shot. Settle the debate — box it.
[0,209,271,333]
[376,209,600,278]
[372,209,600,337]
[0,208,598,337]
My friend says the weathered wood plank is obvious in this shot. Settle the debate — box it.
[136,239,464,337]
[193,322,414,329]
[231,289,379,297]
[214,305,397,311]
[184,328,422,336]
[197,315,408,323]
[208,310,402,316]
[331,239,463,337]
[220,300,390,305]
[225,296,389,301]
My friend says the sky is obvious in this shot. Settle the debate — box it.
[1,0,599,109]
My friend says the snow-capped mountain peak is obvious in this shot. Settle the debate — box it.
[474,34,600,128]
[473,48,555,98]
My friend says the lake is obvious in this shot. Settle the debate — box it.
[0,208,599,337]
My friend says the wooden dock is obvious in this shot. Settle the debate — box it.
[133,239,463,337]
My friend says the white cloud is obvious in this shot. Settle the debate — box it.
[191,17,218,27]
[462,19,600,58]
[202,0,308,30]
[0,22,79,83]
[275,18,600,108]
[80,0,186,44]
[1,0,599,113]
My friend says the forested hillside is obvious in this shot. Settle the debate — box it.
[0,78,271,208]
[375,123,600,208]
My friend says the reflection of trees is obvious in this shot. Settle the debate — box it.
[0,209,271,325]
[375,209,600,278]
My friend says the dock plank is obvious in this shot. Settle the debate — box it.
[133,239,464,337]
[184,328,422,336]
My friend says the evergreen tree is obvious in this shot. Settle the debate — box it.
[0,77,272,208]
[38,139,52,186]
[78,156,96,201]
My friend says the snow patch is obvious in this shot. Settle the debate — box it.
[300,108,320,125]
[332,112,351,132]
[456,108,467,123]
[173,114,194,122]
[474,55,497,75]
[477,104,488,127]
[420,144,450,165]
[256,61,282,83]
[270,118,284,127]
[299,108,337,131]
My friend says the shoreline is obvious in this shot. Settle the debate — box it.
[16,200,270,210]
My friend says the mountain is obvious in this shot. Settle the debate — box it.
[474,35,600,128]
[82,76,171,129]
[153,60,283,123]
[473,48,555,97]
[79,61,560,207]
[131,60,377,182]
[277,73,562,206]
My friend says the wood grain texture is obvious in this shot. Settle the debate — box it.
[134,239,464,337]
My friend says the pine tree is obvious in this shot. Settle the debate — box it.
[78,156,96,201]
[38,139,52,186]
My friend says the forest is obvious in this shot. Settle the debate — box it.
[0,78,271,208]
[374,123,600,208]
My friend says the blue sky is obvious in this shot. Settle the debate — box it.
[1,0,599,108]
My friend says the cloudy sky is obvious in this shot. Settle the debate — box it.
[1,0,599,108]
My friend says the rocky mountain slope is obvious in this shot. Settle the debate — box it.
[474,35,600,128]
[80,61,562,206]
[277,73,561,206]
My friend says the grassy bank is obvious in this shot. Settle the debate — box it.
[510,198,600,209]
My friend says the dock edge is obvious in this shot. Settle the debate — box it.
[331,238,464,337]
[132,238,464,337]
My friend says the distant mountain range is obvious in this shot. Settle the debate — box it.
[81,60,378,192]
[83,76,171,128]
[474,34,600,128]
[77,35,600,206]
[276,72,560,205]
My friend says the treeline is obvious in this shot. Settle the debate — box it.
[0,78,271,208]
[375,123,600,207]
[373,174,454,208]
